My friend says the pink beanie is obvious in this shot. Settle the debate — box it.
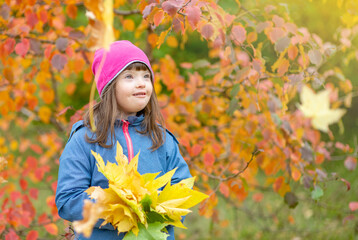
[92,40,154,97]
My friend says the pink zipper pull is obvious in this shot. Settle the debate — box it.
[121,120,134,162]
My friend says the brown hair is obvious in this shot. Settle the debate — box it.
[83,62,165,150]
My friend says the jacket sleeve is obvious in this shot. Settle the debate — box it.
[55,123,114,230]
[165,130,192,184]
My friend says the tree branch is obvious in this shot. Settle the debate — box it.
[113,9,140,16]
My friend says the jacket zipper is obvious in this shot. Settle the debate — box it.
[121,120,134,162]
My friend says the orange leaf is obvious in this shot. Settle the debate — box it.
[277,58,289,76]
[41,89,55,105]
[3,67,14,84]
[148,33,158,48]
[66,4,78,20]
[83,67,93,84]
[123,19,135,31]
[44,223,58,235]
[288,45,298,60]
[156,29,170,49]
[66,83,76,96]
[166,36,178,48]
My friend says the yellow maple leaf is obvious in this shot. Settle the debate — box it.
[298,86,346,132]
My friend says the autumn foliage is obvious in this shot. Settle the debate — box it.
[0,0,357,239]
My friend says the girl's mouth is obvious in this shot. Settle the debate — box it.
[133,92,146,97]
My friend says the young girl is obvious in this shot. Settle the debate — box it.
[55,40,192,240]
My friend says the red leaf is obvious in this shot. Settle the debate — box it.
[51,54,68,71]
[219,182,229,197]
[44,45,53,59]
[44,223,58,235]
[30,144,42,154]
[3,38,16,55]
[38,213,50,225]
[10,191,22,203]
[231,25,246,45]
[56,106,73,117]
[192,144,202,157]
[344,156,357,171]
[349,202,358,211]
[15,39,30,57]
[25,9,38,28]
[29,188,38,200]
[204,152,215,167]
[340,178,351,191]
[26,230,38,240]
[201,23,214,40]
[51,181,57,192]
[162,0,184,16]
[26,156,38,169]
[39,9,48,23]
[20,178,28,191]
[5,229,20,240]
[186,6,201,29]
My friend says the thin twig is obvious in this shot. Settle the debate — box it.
[113,9,140,16]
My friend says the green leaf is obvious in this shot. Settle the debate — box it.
[146,211,170,223]
[193,59,210,69]
[230,84,240,98]
[311,186,324,200]
[227,98,239,115]
[140,194,152,212]
[123,222,169,240]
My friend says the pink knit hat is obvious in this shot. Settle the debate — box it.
[92,40,154,97]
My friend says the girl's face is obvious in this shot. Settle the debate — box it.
[114,68,153,119]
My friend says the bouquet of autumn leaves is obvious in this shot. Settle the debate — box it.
[73,142,208,239]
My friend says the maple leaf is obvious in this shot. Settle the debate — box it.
[73,200,104,238]
[298,86,346,132]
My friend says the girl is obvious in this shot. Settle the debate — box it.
[55,40,192,240]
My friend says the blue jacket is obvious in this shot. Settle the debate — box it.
[55,115,192,239]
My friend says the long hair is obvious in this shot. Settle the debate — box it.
[83,62,165,150]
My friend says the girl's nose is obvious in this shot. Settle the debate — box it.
[135,77,146,88]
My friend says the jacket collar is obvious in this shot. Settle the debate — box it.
[115,114,144,126]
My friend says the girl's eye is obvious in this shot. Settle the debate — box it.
[125,74,133,79]
[144,74,150,79]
